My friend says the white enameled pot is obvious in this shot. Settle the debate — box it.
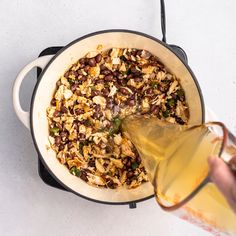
[13,30,205,204]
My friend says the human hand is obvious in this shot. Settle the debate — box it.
[208,156,236,213]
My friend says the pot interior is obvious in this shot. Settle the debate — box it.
[32,30,204,203]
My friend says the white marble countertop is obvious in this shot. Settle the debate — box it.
[1,0,236,235]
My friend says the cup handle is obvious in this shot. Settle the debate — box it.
[13,55,54,129]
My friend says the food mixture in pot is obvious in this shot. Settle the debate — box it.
[47,47,189,189]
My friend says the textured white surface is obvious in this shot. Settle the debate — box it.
[0,0,236,235]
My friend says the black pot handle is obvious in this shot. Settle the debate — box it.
[160,0,167,43]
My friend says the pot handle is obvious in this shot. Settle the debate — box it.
[13,55,54,129]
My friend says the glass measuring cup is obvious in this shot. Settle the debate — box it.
[154,122,236,235]
[122,116,236,235]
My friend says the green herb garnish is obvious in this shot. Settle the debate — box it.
[126,68,132,75]
[84,119,92,126]
[177,89,185,98]
[120,55,127,62]
[109,116,122,136]
[132,163,139,170]
[98,127,106,132]
[70,167,81,177]
[163,110,170,118]
[79,143,84,155]
[151,82,159,89]
[68,78,74,84]
[50,127,59,136]
[167,98,175,107]
[90,86,96,90]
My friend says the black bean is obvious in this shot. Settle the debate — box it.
[75,90,82,96]
[75,108,83,115]
[79,58,86,65]
[80,75,87,82]
[102,88,109,97]
[106,121,111,128]
[60,131,68,139]
[127,171,134,178]
[137,50,142,57]
[106,97,113,103]
[84,65,90,73]
[119,87,130,95]
[59,144,65,151]
[117,80,125,87]
[126,99,135,106]
[102,69,111,75]
[67,141,73,149]
[175,116,185,125]
[126,160,131,167]
[105,145,113,153]
[107,179,115,189]
[113,81,120,87]
[73,121,78,130]
[146,88,153,94]
[69,108,74,115]
[130,94,135,99]
[136,156,142,164]
[93,111,102,119]
[106,102,113,109]
[96,79,104,84]
[51,98,56,106]
[53,110,61,117]
[140,167,145,173]
[150,105,160,115]
[72,71,78,77]
[95,54,102,63]
[159,84,169,93]
[94,104,101,112]
[127,74,133,79]
[113,71,119,77]
[100,64,107,71]
[65,153,71,158]
[71,84,78,92]
[130,67,139,74]
[131,50,138,56]
[127,85,135,92]
[64,71,70,78]
[60,106,68,114]
[80,170,88,182]
[114,99,119,105]
[54,136,61,146]
[104,75,114,82]
[91,90,100,97]
[88,159,95,167]
[133,77,143,82]
[88,58,96,67]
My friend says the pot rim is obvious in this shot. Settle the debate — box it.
[30,29,205,205]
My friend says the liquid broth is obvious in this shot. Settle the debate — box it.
[122,116,236,235]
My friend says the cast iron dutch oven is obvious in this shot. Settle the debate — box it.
[13,29,204,205]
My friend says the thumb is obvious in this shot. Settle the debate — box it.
[208,156,236,213]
